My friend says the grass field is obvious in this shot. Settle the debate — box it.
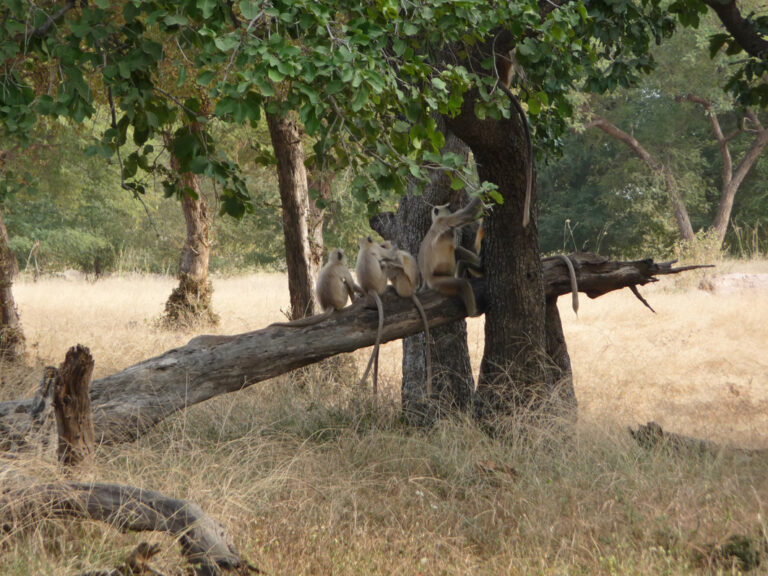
[2,261,767,574]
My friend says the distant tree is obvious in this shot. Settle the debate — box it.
[581,21,767,248]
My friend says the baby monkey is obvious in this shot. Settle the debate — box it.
[272,248,359,327]
[379,242,433,397]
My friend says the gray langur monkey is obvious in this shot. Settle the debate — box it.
[355,236,389,396]
[379,242,433,397]
[418,196,483,317]
[272,248,360,327]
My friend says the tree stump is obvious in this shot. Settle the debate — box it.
[53,345,95,466]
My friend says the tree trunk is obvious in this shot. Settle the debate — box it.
[163,130,217,328]
[267,112,318,319]
[446,88,572,418]
[370,118,474,423]
[0,209,24,360]
[710,110,767,243]
[53,345,95,467]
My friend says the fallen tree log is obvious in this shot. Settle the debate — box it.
[0,255,709,444]
[0,464,248,575]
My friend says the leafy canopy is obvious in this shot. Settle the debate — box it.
[1,0,744,214]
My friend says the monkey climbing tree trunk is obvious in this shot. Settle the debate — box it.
[0,209,24,360]
[163,125,217,327]
[447,88,576,418]
[267,111,318,319]
[371,117,475,423]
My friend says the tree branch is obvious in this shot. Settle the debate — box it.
[0,469,247,575]
[703,0,768,59]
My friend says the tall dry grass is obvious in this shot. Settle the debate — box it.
[2,263,767,575]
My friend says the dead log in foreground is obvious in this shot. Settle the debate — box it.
[0,465,247,575]
[0,255,709,444]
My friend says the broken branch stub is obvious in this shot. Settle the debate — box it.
[53,345,96,466]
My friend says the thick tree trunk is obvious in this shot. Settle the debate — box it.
[0,257,707,444]
[0,209,24,360]
[163,131,217,327]
[267,112,318,319]
[371,118,474,423]
[446,89,568,417]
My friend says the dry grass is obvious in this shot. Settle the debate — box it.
[2,262,768,575]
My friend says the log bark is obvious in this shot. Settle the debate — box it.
[0,257,709,444]
[53,345,95,467]
[0,467,246,575]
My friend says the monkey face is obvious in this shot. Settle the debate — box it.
[431,203,453,222]
[328,248,346,264]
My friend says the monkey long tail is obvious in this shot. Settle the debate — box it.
[270,307,334,328]
[499,83,533,228]
[358,291,384,396]
[410,294,433,398]
[555,254,579,314]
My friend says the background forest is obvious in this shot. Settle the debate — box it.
[3,22,766,278]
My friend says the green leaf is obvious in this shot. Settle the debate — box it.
[164,14,189,27]
[431,77,447,91]
[240,0,262,19]
[350,86,369,112]
[214,35,240,52]
[267,68,285,82]
[197,70,216,85]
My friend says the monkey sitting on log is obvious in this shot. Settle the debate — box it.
[272,248,360,327]
[355,236,390,396]
[379,242,433,397]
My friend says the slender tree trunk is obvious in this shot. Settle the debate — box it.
[0,209,24,360]
[163,133,217,327]
[587,115,696,243]
[370,118,475,423]
[446,89,574,418]
[267,112,318,319]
